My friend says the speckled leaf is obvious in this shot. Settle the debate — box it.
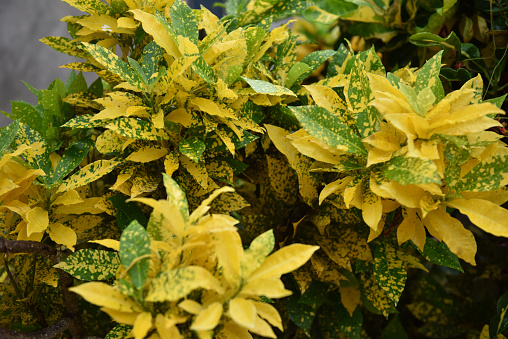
[81,42,140,88]
[61,114,108,129]
[286,292,316,336]
[61,0,110,14]
[106,117,170,140]
[204,127,258,152]
[141,41,164,80]
[57,159,120,193]
[49,138,92,185]
[295,49,336,85]
[54,249,120,281]
[40,36,87,58]
[241,76,293,96]
[380,315,408,339]
[241,230,275,278]
[192,55,215,84]
[286,62,312,88]
[162,173,189,221]
[109,195,148,230]
[171,0,199,44]
[146,266,224,302]
[179,138,206,163]
[358,46,385,75]
[0,119,20,156]
[414,50,444,105]
[347,58,378,138]
[119,220,151,289]
[104,324,133,339]
[382,156,441,185]
[373,243,407,305]
[290,106,366,155]
[10,101,45,136]
[359,271,397,318]
[455,155,508,192]
[418,238,463,272]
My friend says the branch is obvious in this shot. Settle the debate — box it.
[0,317,73,339]
[0,240,63,265]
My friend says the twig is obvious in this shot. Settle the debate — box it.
[0,317,73,339]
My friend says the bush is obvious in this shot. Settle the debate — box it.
[0,0,507,338]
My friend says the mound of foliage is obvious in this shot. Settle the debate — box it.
[1,0,507,338]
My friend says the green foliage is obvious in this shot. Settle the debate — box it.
[0,0,507,338]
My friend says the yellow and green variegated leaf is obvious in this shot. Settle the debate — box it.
[54,249,121,281]
[61,0,110,14]
[180,155,208,189]
[417,238,463,272]
[290,106,366,155]
[358,46,385,75]
[359,271,397,318]
[57,159,120,193]
[455,155,508,192]
[447,198,508,238]
[241,230,276,279]
[423,208,476,265]
[96,130,127,155]
[104,324,133,339]
[171,0,199,44]
[106,117,170,140]
[414,50,444,105]
[40,36,88,58]
[347,58,379,138]
[60,62,102,73]
[146,266,224,302]
[191,302,223,331]
[179,138,206,163]
[266,153,299,205]
[382,156,441,185]
[81,42,141,88]
[241,76,295,97]
[61,114,108,129]
[119,220,151,289]
[70,282,141,312]
[49,138,93,185]
[162,173,189,221]
[373,243,407,306]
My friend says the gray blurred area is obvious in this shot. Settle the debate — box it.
[0,0,224,128]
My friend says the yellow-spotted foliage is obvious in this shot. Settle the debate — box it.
[1,0,508,338]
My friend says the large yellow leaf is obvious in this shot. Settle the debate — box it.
[100,308,139,325]
[178,299,202,314]
[126,145,169,163]
[248,244,319,281]
[191,302,223,331]
[48,223,77,252]
[131,9,181,58]
[133,312,153,339]
[362,190,383,230]
[213,230,242,286]
[319,177,353,205]
[228,298,256,329]
[54,197,103,215]
[89,239,120,251]
[252,301,282,331]
[447,198,508,237]
[180,155,208,189]
[51,189,83,206]
[69,282,141,312]
[190,97,237,120]
[423,208,476,265]
[250,315,276,338]
[26,207,49,237]
[155,314,186,339]
[240,277,291,299]
[397,208,426,251]
[379,181,426,208]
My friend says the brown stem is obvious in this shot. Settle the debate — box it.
[0,240,62,265]
[0,317,73,339]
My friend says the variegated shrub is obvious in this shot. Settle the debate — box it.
[1,0,508,338]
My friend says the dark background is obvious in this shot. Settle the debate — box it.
[0,0,224,127]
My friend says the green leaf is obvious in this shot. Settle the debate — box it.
[298,49,336,82]
[380,315,408,339]
[286,292,316,336]
[128,56,149,87]
[119,220,151,289]
[382,156,441,185]
[409,31,461,52]
[417,238,463,272]
[66,71,88,95]
[327,43,351,77]
[320,299,363,339]
[179,138,206,163]
[414,50,444,105]
[192,56,215,84]
[141,41,164,81]
[10,101,44,135]
[455,155,508,192]
[290,105,366,155]
[348,58,379,138]
[0,119,20,156]
[358,46,385,75]
[81,42,141,88]
[170,0,199,45]
[109,195,148,230]
[22,81,43,101]
[298,280,328,309]
[49,139,92,185]
[489,291,508,338]
[220,157,248,175]
[241,76,279,94]
[269,105,300,130]
[286,62,312,88]
[104,324,133,339]
[54,249,120,281]
[373,243,407,306]
[162,173,189,221]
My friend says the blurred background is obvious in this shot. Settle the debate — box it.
[0,0,224,127]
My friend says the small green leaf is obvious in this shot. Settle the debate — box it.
[0,119,20,156]
[192,56,215,84]
[66,71,88,94]
[298,280,328,309]
[170,0,199,44]
[109,195,148,230]
[410,32,461,52]
[104,324,133,339]
[119,220,151,289]
[382,156,441,185]
[489,291,508,338]
[128,56,149,87]
[290,105,366,155]
[373,243,407,306]
[54,249,120,281]
[417,238,463,272]
[286,62,312,88]
[286,292,316,336]
[179,138,206,163]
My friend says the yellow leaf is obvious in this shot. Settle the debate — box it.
[26,207,49,237]
[180,155,208,189]
[363,131,400,152]
[190,97,237,120]
[252,301,282,331]
[164,152,180,177]
[397,209,426,251]
[460,188,508,206]
[423,208,476,265]
[217,321,252,339]
[189,186,235,223]
[16,222,44,242]
[126,145,169,163]
[54,197,103,215]
[340,286,361,316]
[228,298,256,329]
[69,282,141,312]
[155,314,186,339]
[131,9,181,58]
[248,244,319,281]
[447,198,508,238]
[362,190,383,229]
[52,189,83,206]
[213,230,242,286]
[101,307,139,325]
[250,315,276,338]
[89,239,120,251]
[178,299,202,314]
[166,108,193,127]
[191,302,223,331]
[133,312,153,339]
[379,181,425,208]
[240,277,292,299]
[48,223,77,251]
[319,177,353,205]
